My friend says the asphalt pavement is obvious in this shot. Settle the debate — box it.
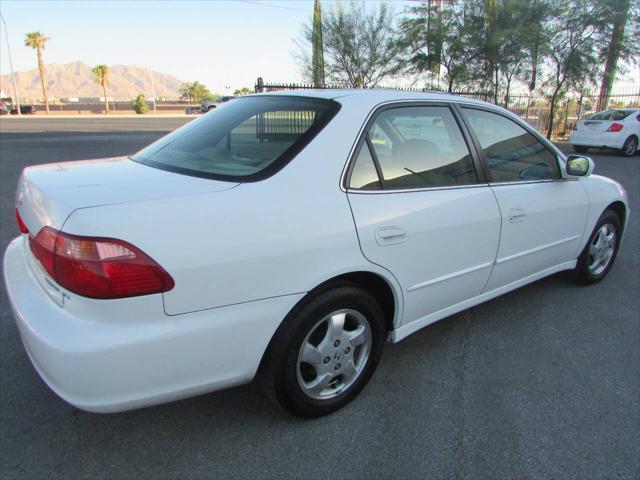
[0,118,638,479]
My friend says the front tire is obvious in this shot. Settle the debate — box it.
[621,136,638,157]
[574,210,621,284]
[262,285,385,418]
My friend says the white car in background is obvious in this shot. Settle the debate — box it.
[570,108,640,157]
[4,91,629,418]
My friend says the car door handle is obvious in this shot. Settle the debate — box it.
[375,227,407,246]
[508,208,527,223]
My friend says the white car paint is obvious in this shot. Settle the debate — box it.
[348,186,501,324]
[3,90,629,413]
[569,108,640,152]
[483,180,589,291]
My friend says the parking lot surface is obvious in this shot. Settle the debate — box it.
[1,119,638,479]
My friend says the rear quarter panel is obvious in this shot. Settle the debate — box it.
[62,99,403,318]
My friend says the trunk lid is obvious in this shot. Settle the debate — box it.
[15,156,238,233]
[578,110,632,134]
[582,119,616,133]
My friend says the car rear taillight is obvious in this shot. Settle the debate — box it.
[29,227,174,299]
[572,122,578,131]
[607,123,624,132]
[15,208,29,234]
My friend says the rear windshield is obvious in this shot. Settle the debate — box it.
[587,110,633,121]
[132,96,340,181]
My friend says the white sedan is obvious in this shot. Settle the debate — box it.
[3,91,629,418]
[569,108,640,157]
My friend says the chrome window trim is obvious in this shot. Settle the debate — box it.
[339,98,569,193]
[340,99,485,193]
[489,178,578,187]
[346,182,491,195]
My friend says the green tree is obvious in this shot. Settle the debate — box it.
[543,0,600,138]
[594,0,639,110]
[24,31,50,113]
[493,1,533,106]
[180,81,215,103]
[131,94,149,114]
[233,87,253,96]
[524,0,551,93]
[91,65,110,114]
[459,0,536,104]
[401,1,482,92]
[312,0,325,87]
[296,1,404,87]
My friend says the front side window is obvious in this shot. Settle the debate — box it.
[462,108,560,182]
[132,96,339,181]
[349,105,478,190]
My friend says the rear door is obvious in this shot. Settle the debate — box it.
[459,106,589,292]
[346,103,501,326]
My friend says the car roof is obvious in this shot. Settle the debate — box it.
[593,108,640,113]
[255,88,496,108]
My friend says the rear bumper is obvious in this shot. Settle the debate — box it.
[3,237,302,413]
[569,131,626,150]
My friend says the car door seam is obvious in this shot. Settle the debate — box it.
[343,191,406,328]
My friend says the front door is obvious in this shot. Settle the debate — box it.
[459,106,589,291]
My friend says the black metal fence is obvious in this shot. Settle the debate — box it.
[256,109,317,141]
[254,78,640,139]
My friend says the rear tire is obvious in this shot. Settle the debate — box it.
[621,136,638,157]
[261,285,385,418]
[574,210,621,285]
[573,145,589,154]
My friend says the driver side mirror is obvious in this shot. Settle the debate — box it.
[565,155,594,177]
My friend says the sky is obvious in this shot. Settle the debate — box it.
[0,0,414,94]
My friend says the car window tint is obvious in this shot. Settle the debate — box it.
[588,111,608,120]
[608,110,632,121]
[132,96,338,181]
[587,110,631,121]
[462,108,560,182]
[349,143,381,190]
[366,106,478,189]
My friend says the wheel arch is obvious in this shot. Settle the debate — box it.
[606,200,627,233]
[301,271,400,334]
[623,134,638,152]
[255,269,402,382]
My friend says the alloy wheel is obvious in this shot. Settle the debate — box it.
[588,223,616,276]
[624,137,637,156]
[296,309,372,400]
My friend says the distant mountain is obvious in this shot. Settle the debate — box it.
[0,61,185,101]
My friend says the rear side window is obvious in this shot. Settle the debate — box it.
[589,110,632,121]
[462,108,560,182]
[349,105,478,190]
[132,96,339,181]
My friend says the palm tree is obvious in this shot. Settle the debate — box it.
[92,65,110,114]
[24,32,50,113]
